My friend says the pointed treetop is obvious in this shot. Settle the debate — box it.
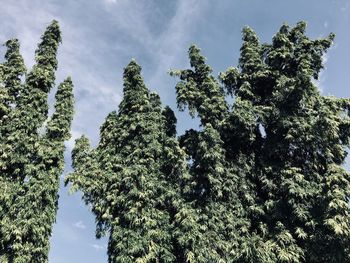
[118,59,150,117]
[188,44,212,75]
[46,77,74,141]
[150,91,161,108]
[289,21,306,38]
[41,20,61,44]
[52,76,73,98]
[3,39,26,99]
[162,106,177,137]
[242,26,259,46]
[272,23,292,49]
[239,26,262,74]
[35,20,62,69]
[70,135,93,173]
[170,44,228,128]
[5,39,20,59]
[121,58,149,97]
[37,19,62,48]
[74,135,91,153]
[4,39,25,72]
[124,58,142,77]
[122,59,146,92]
[278,23,290,34]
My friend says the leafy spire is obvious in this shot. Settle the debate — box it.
[220,21,350,262]
[239,26,262,74]
[19,20,62,131]
[170,45,228,128]
[0,20,74,263]
[118,59,149,117]
[47,77,74,140]
[171,44,250,262]
[66,60,185,263]
[162,106,177,137]
[0,39,25,124]
[3,39,26,102]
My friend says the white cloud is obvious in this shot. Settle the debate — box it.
[51,222,79,243]
[0,1,57,67]
[340,3,349,12]
[91,244,106,251]
[102,0,154,46]
[312,53,329,93]
[65,130,82,152]
[74,220,86,229]
[148,0,207,99]
[324,21,328,28]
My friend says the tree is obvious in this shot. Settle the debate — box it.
[172,22,350,262]
[66,60,187,263]
[170,46,250,262]
[223,22,350,262]
[0,21,74,263]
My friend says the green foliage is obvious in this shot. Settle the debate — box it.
[170,45,228,129]
[0,21,74,262]
[66,60,187,262]
[63,20,349,263]
[172,21,350,262]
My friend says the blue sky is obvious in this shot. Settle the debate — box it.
[0,0,349,262]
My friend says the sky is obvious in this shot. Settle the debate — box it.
[0,0,349,262]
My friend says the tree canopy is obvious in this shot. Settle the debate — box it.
[0,21,74,263]
[68,21,350,263]
[171,21,350,262]
[66,60,187,262]
[2,20,349,263]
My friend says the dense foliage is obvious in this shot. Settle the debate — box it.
[172,21,350,262]
[67,22,350,262]
[3,20,349,263]
[66,60,186,262]
[0,21,74,263]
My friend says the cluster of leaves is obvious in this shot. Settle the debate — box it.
[173,21,350,262]
[66,60,187,262]
[2,19,346,263]
[0,21,74,263]
[68,22,350,263]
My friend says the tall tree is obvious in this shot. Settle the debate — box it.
[0,21,74,263]
[172,22,350,262]
[66,60,186,263]
[170,46,250,262]
[221,22,350,262]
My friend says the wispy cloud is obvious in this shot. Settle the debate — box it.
[0,0,57,67]
[0,0,123,149]
[318,53,329,93]
[312,53,329,94]
[147,0,207,100]
[313,39,338,94]
[65,130,82,153]
[340,3,349,12]
[324,21,329,28]
[74,220,86,229]
[91,244,107,251]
